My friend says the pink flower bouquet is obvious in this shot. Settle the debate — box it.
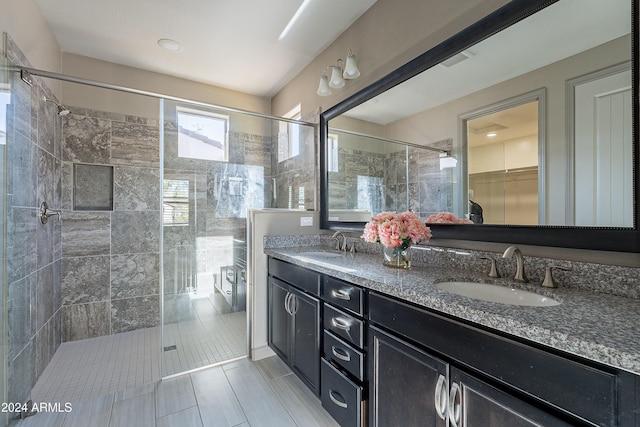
[426,211,473,224]
[362,211,431,250]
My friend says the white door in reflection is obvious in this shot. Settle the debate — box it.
[573,67,632,227]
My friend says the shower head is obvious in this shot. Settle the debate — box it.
[43,96,70,116]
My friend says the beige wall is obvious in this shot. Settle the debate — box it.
[384,35,630,224]
[0,0,62,96]
[1,0,269,120]
[61,53,271,120]
[271,0,510,119]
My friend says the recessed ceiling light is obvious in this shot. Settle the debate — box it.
[158,38,183,53]
[487,132,497,137]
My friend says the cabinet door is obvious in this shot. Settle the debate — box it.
[449,367,573,427]
[290,287,321,395]
[268,277,290,363]
[369,326,448,427]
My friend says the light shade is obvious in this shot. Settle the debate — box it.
[329,66,345,88]
[343,53,360,79]
[316,75,332,96]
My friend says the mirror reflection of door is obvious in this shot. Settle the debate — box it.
[466,99,540,225]
[570,64,632,227]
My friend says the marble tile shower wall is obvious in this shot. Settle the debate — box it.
[272,126,316,210]
[5,35,63,405]
[328,139,453,220]
[60,109,161,341]
[406,141,454,218]
[328,148,385,212]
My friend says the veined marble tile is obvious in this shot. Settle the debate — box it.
[7,206,37,284]
[86,108,126,122]
[61,161,74,210]
[62,301,110,342]
[34,318,54,382]
[38,87,58,156]
[8,274,33,360]
[8,343,32,404]
[111,121,159,167]
[62,255,110,305]
[111,295,160,333]
[8,130,36,208]
[111,211,160,255]
[36,263,55,332]
[61,212,110,257]
[114,166,160,211]
[63,115,111,164]
[111,253,160,298]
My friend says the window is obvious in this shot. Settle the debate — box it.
[177,108,229,161]
[328,133,339,172]
[163,179,189,226]
[278,104,302,162]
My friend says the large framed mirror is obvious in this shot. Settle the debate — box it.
[320,0,639,252]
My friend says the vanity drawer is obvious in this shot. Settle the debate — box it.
[323,330,365,382]
[268,257,320,296]
[324,304,364,349]
[323,277,364,315]
[321,358,365,427]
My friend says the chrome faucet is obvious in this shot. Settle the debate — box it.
[331,231,347,251]
[502,245,528,282]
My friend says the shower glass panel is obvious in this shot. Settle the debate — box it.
[160,99,315,377]
[0,55,9,427]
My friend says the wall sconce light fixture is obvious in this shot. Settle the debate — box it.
[316,50,361,96]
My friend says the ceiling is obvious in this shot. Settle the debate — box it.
[344,0,630,125]
[35,0,377,97]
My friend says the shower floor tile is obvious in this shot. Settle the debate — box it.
[31,310,247,404]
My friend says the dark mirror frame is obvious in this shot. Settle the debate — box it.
[320,0,639,252]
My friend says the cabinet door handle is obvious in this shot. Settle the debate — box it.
[331,346,351,362]
[449,382,461,427]
[434,374,448,421]
[290,294,298,315]
[331,317,351,332]
[331,289,351,301]
[329,390,348,409]
[284,293,293,316]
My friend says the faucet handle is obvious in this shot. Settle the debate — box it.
[541,264,572,288]
[479,257,499,278]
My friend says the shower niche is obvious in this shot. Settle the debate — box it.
[73,164,114,211]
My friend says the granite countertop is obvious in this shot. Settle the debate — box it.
[265,245,640,376]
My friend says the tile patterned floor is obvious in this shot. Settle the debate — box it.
[162,311,247,376]
[31,309,247,404]
[16,357,339,427]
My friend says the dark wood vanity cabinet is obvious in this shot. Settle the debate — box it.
[369,292,639,427]
[267,258,321,395]
[267,258,639,426]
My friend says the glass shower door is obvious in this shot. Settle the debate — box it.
[0,54,9,427]
[160,98,316,377]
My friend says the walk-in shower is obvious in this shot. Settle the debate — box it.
[1,44,316,426]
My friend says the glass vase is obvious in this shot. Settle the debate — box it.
[382,245,411,269]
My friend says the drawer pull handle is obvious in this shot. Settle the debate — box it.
[331,346,351,362]
[331,289,351,301]
[331,317,351,332]
[329,390,348,409]
[449,382,461,427]
[434,374,448,420]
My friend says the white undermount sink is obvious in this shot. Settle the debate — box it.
[437,281,560,307]
[297,251,343,258]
